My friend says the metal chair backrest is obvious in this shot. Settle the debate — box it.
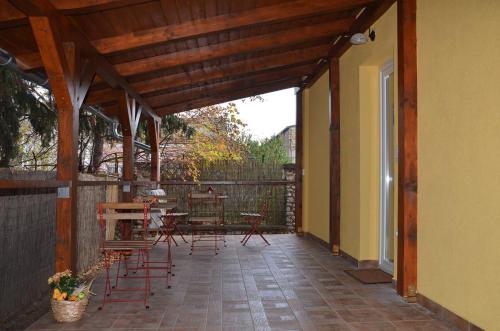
[97,202,150,246]
[188,192,221,220]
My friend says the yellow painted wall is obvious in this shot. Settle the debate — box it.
[417,0,500,328]
[302,72,330,243]
[339,4,398,261]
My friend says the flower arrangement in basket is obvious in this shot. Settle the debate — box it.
[48,269,95,322]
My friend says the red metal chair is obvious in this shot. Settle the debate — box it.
[97,202,153,309]
[188,192,223,255]
[240,201,270,246]
[153,212,188,247]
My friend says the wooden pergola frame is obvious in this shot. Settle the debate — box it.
[0,0,416,300]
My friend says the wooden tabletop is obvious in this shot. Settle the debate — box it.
[165,212,189,217]
[151,202,177,210]
[189,194,228,199]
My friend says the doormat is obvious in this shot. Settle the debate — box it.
[344,269,393,284]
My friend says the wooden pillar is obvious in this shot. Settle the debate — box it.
[122,135,134,201]
[147,118,161,183]
[295,88,303,234]
[397,0,418,300]
[117,93,141,202]
[29,16,94,272]
[329,57,341,255]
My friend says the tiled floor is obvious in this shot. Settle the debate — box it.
[27,235,452,331]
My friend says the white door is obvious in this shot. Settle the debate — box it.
[379,60,395,275]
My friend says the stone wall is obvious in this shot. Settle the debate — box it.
[282,164,296,231]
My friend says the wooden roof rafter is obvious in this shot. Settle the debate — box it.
[7,0,160,121]
[112,18,352,78]
[0,0,153,27]
[157,78,301,117]
[14,16,353,72]
[146,63,315,109]
[85,44,329,105]
[91,0,374,55]
[303,0,397,87]
[1,0,381,117]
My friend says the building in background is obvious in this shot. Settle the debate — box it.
[277,125,296,163]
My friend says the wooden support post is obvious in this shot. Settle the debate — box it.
[117,92,142,202]
[397,0,418,301]
[295,88,303,234]
[147,117,161,183]
[329,57,341,255]
[29,16,94,272]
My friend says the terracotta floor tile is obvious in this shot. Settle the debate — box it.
[336,308,388,323]
[349,321,398,330]
[378,307,433,322]
[392,320,452,330]
[24,236,451,331]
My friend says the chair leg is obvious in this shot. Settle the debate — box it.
[257,229,270,245]
[113,254,122,289]
[189,228,195,255]
[175,224,188,243]
[166,234,178,246]
[241,227,252,243]
[214,228,218,255]
[242,227,256,246]
[124,254,129,276]
[153,230,164,245]
[100,254,112,309]
[167,235,172,289]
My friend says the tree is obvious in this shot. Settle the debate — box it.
[159,103,248,180]
[245,135,288,165]
[0,68,56,167]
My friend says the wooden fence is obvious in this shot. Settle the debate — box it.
[0,171,118,326]
[158,160,291,227]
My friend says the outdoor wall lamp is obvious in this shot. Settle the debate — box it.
[350,28,376,45]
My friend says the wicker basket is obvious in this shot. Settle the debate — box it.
[50,298,88,322]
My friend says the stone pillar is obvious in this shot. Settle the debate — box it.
[282,164,296,232]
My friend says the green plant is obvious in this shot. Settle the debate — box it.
[48,270,89,301]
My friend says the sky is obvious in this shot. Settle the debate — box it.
[223,88,297,140]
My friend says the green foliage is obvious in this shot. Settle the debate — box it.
[0,68,56,166]
[245,135,288,165]
[162,114,194,139]
[50,275,79,296]
[159,103,248,180]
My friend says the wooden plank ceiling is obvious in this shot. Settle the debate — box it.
[0,0,386,118]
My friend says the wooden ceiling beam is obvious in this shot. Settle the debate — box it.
[304,0,396,87]
[147,64,314,108]
[156,79,300,116]
[14,17,350,72]
[92,0,372,54]
[85,44,328,105]
[8,0,159,121]
[0,1,26,28]
[114,18,353,77]
[0,0,151,26]
[52,0,153,15]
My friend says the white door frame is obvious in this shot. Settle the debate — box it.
[379,59,395,275]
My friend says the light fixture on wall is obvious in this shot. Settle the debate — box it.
[350,28,376,45]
